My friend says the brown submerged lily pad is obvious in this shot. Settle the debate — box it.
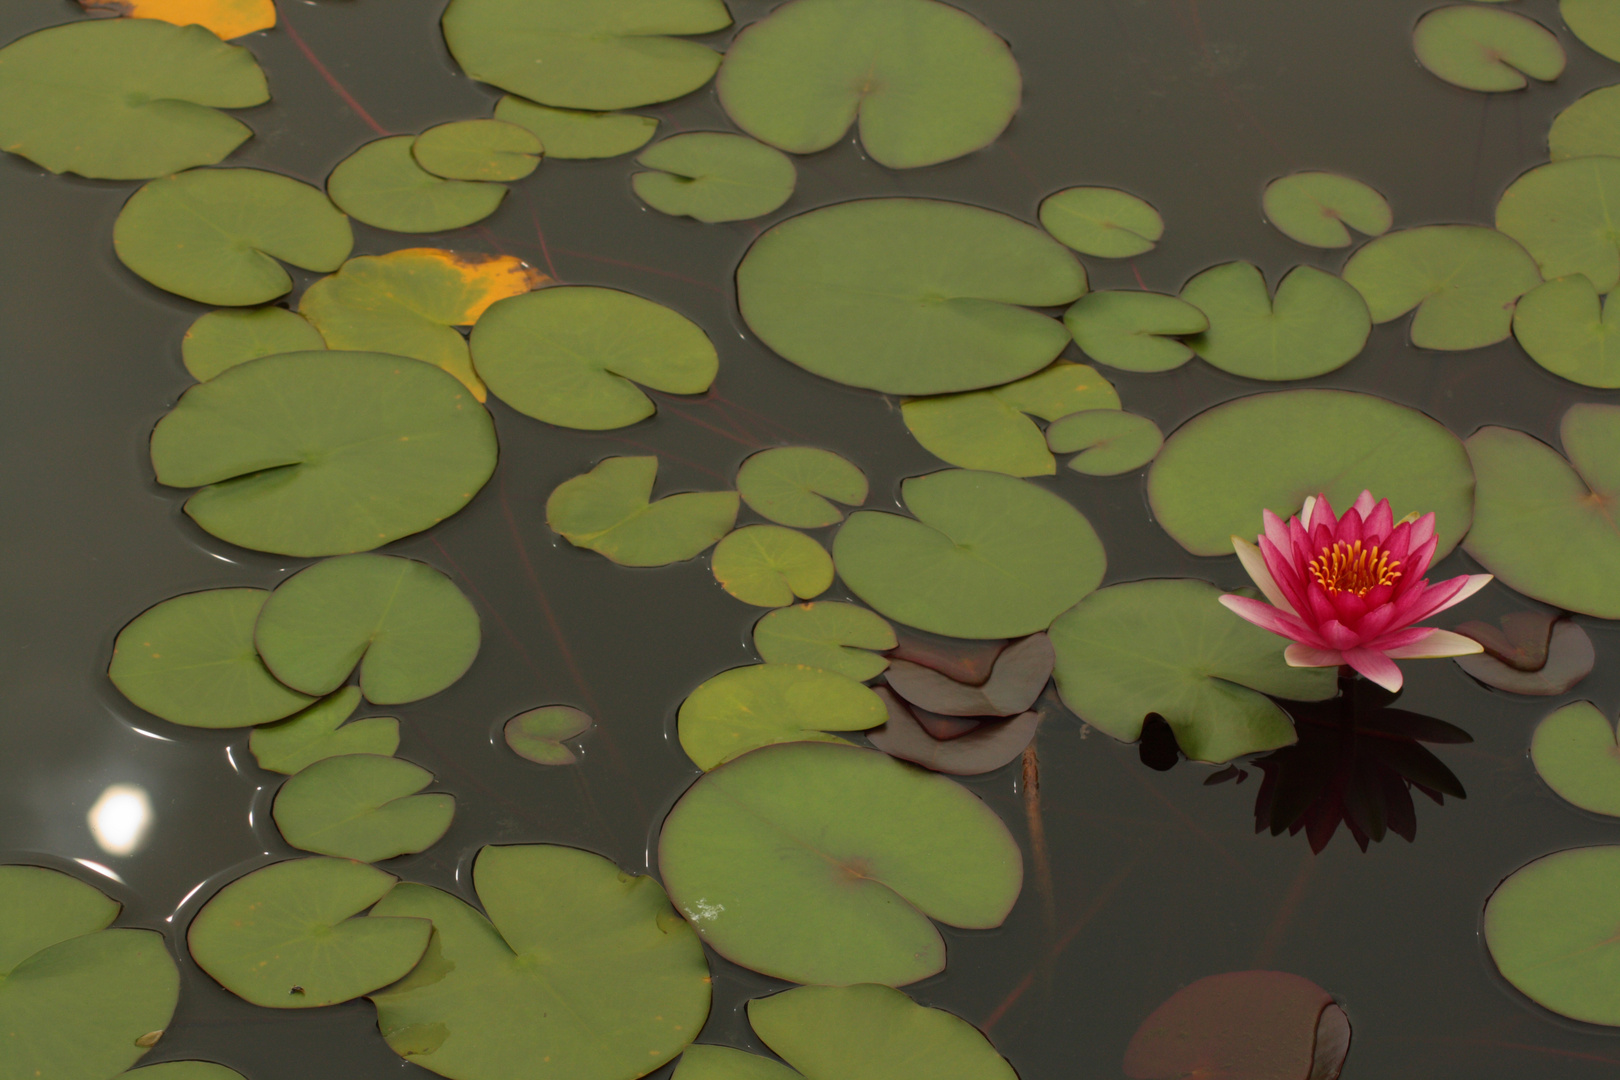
[1454,613,1594,695]
[884,633,1053,717]
[866,687,1039,776]
[886,631,1008,685]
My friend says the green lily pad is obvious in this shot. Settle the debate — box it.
[753,602,895,681]
[182,307,327,382]
[1412,6,1565,91]
[677,663,887,770]
[658,741,1021,986]
[0,19,267,180]
[471,286,718,429]
[250,687,401,775]
[254,554,481,704]
[126,1064,246,1080]
[834,469,1105,638]
[712,526,834,607]
[413,120,542,182]
[1046,409,1164,476]
[901,361,1120,477]
[367,844,710,1078]
[503,705,591,765]
[1038,187,1163,258]
[114,169,354,307]
[547,456,738,566]
[109,588,315,729]
[1511,275,1620,387]
[1484,846,1620,1025]
[1262,172,1392,248]
[274,754,455,862]
[1147,389,1476,557]
[188,858,430,1009]
[1531,702,1620,815]
[1341,225,1541,350]
[1063,291,1208,373]
[749,984,1018,1080]
[0,866,179,1080]
[1550,85,1620,160]
[1563,0,1620,62]
[633,133,796,223]
[716,0,1019,169]
[493,96,659,159]
[1498,158,1620,294]
[676,1045,802,1080]
[736,447,867,528]
[1049,579,1336,763]
[1179,263,1370,380]
[1464,405,1620,618]
[736,198,1086,394]
[442,0,731,110]
[328,137,507,233]
[150,350,498,556]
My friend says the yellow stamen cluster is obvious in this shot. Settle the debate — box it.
[1308,540,1401,596]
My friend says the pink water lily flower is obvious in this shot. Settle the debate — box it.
[1219,491,1492,693]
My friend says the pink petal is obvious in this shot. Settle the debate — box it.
[1398,573,1491,626]
[1319,619,1364,651]
[1362,580,1397,610]
[1365,499,1394,540]
[1298,495,1318,527]
[1383,521,1412,564]
[1262,509,1291,552]
[1288,517,1315,565]
[1232,536,1297,615]
[1260,537,1311,616]
[1285,643,1343,668]
[1336,507,1365,546]
[1219,594,1325,647]
[1404,535,1437,581]
[1383,628,1485,659]
[1408,512,1436,549]
[1343,647,1404,692]
[1351,490,1376,519]
[1364,625,1435,652]
[1353,601,1402,642]
[1305,581,1339,627]
[1308,492,1338,533]
[1330,589,1369,626]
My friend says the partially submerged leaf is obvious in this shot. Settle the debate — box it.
[182,307,326,382]
[1046,409,1164,476]
[1456,610,1557,671]
[1124,971,1345,1080]
[1455,617,1593,695]
[677,663,888,770]
[1412,6,1564,91]
[1262,172,1392,249]
[1064,290,1208,373]
[884,633,1051,716]
[736,447,868,528]
[711,525,834,607]
[328,137,507,233]
[1512,275,1620,388]
[493,96,659,159]
[80,0,277,39]
[1180,263,1370,380]
[867,688,1039,777]
[752,602,896,681]
[1039,187,1163,258]
[1531,702,1620,814]
[546,456,738,566]
[273,754,454,862]
[503,705,591,765]
[413,120,542,182]
[250,687,401,775]
[634,132,796,223]
[1485,846,1620,1025]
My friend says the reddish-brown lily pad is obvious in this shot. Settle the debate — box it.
[886,633,1008,686]
[1453,614,1593,695]
[884,633,1053,717]
[866,688,1039,776]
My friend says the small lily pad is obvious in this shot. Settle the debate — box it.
[1456,617,1594,695]
[255,554,480,704]
[677,663,888,770]
[0,19,267,179]
[1341,225,1541,350]
[712,526,834,607]
[1550,85,1620,160]
[1038,187,1163,258]
[1063,291,1208,373]
[833,469,1106,639]
[125,1063,248,1080]
[1484,846,1620,1025]
[250,688,401,775]
[1532,702,1620,814]
[109,589,315,729]
[151,351,498,556]
[658,741,1022,986]
[737,199,1086,394]
[114,169,354,307]
[1499,159,1620,293]
[634,133,796,223]
[1049,579,1337,763]
[717,0,1019,169]
[1512,275,1620,387]
[1563,0,1620,62]
[1179,263,1370,380]
[182,307,326,382]
[736,447,868,528]
[676,1045,802,1080]
[547,456,738,566]
[1412,6,1564,91]
[1046,409,1164,475]
[1262,172,1392,248]
[867,688,1039,777]
[443,0,731,110]
[503,705,591,765]
[493,96,659,159]
[885,633,1051,717]
[413,120,542,182]
[328,137,507,233]
[471,286,717,429]
[188,858,430,1009]
[752,602,896,681]
[273,754,455,862]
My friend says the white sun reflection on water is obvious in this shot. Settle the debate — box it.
[87,783,153,857]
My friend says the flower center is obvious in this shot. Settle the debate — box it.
[1308,540,1401,596]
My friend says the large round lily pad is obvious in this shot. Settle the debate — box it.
[833,469,1105,638]
[493,96,659,159]
[1550,85,1620,161]
[1262,171,1391,248]
[737,199,1086,395]
[717,0,1018,169]
[150,351,498,556]
[736,447,867,528]
[1146,389,1475,558]
[658,741,1021,986]
[188,858,430,1009]
[1049,579,1336,763]
[273,754,455,862]
[413,120,542,182]
[250,687,400,775]
[472,286,718,430]
[752,602,895,681]
[368,844,711,1079]
[1512,275,1620,388]
[182,307,327,382]
[1484,846,1620,1025]
[0,19,267,180]
[1412,6,1564,91]
[0,865,179,1080]
[109,588,315,729]
[1531,702,1620,816]
[1179,263,1370,380]
[1464,405,1620,617]
[1064,291,1207,373]
[711,526,834,607]
[443,0,731,110]
[327,137,507,234]
[633,133,796,223]
[255,554,481,704]
[1038,187,1163,258]
[114,169,354,307]
[547,456,737,566]
[1498,159,1620,294]
[677,663,887,770]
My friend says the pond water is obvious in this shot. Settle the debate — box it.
[4,0,1620,1076]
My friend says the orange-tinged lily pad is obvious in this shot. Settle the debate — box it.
[81,0,276,40]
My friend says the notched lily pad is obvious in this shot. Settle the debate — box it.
[1532,702,1620,815]
[547,456,738,566]
[328,137,507,234]
[413,120,542,182]
[736,447,868,528]
[1413,6,1564,91]
[1499,158,1620,294]
[1263,172,1392,248]
[1512,275,1620,388]
[503,705,592,765]
[493,96,659,159]
[182,307,326,382]
[1039,187,1163,258]
[752,602,896,681]
[250,687,401,775]
[1455,614,1593,695]
[712,525,834,607]
[1065,291,1207,374]
[273,754,455,862]
[678,663,888,770]
[1046,409,1164,476]
[867,687,1039,777]
[634,132,796,223]
[885,633,1051,717]
[1180,263,1370,381]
